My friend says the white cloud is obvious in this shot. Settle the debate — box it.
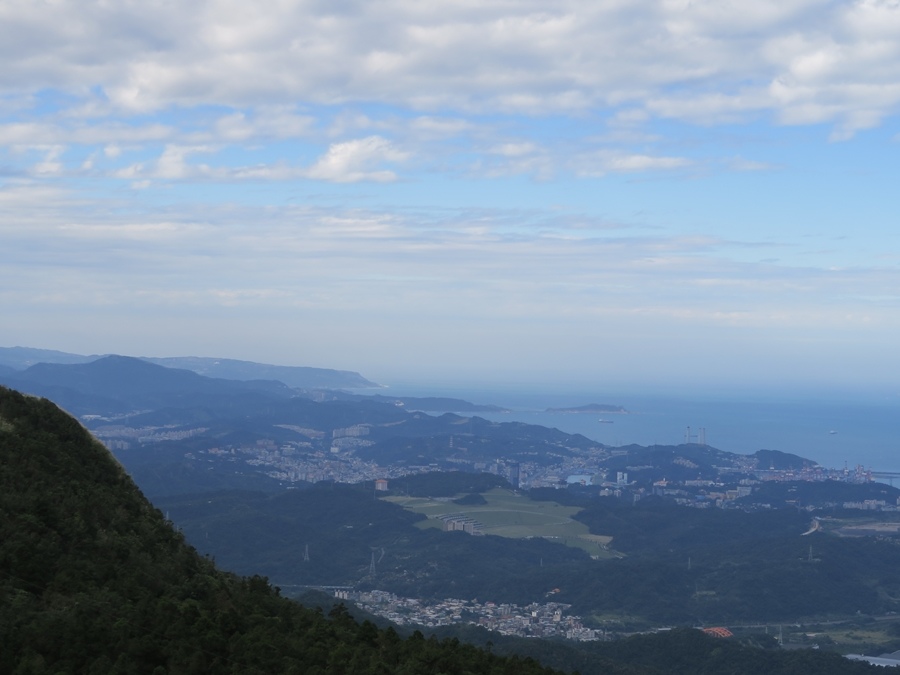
[304,136,408,183]
[409,116,473,138]
[490,142,538,157]
[112,144,219,181]
[575,151,692,176]
[1,187,893,331]
[101,136,410,184]
[31,145,65,176]
[0,0,898,136]
[0,120,174,146]
[213,107,315,142]
[3,175,898,387]
[3,2,900,389]
[155,145,214,180]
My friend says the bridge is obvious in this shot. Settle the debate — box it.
[870,471,900,486]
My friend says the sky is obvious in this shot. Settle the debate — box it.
[2,0,900,394]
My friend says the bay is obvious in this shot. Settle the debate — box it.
[379,383,900,474]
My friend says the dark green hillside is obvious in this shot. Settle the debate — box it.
[116,440,293,498]
[600,444,750,483]
[754,448,818,470]
[155,482,587,601]
[359,415,595,466]
[159,480,900,626]
[586,628,876,675]
[744,480,900,509]
[0,386,566,675]
[572,495,810,554]
[557,496,900,622]
[433,625,878,675]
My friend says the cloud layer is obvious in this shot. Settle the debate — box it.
[3,178,898,386]
[4,1,900,129]
[2,0,899,390]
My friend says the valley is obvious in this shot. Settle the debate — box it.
[2,350,899,672]
[387,487,617,557]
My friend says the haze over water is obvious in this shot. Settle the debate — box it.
[384,383,900,475]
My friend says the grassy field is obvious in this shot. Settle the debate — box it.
[827,516,900,538]
[384,487,619,557]
[775,617,900,654]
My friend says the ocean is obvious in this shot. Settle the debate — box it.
[378,383,900,474]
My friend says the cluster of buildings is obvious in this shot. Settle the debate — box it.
[333,590,600,641]
[92,418,894,515]
[842,499,900,511]
[92,423,210,448]
[754,463,875,484]
[178,437,438,485]
[438,513,484,535]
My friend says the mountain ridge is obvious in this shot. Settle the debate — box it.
[0,345,379,390]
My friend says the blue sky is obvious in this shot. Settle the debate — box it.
[2,0,900,393]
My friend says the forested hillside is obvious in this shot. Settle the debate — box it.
[0,386,884,674]
[0,386,563,674]
[157,480,900,626]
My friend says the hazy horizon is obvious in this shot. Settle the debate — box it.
[13,342,900,472]
[6,342,900,409]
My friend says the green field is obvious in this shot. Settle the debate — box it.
[730,616,900,654]
[384,487,619,557]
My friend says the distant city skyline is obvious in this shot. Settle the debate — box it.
[2,1,899,394]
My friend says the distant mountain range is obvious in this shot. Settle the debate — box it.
[0,346,379,389]
[0,354,298,415]
[0,353,596,499]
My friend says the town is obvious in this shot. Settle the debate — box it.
[91,418,900,513]
[333,589,601,641]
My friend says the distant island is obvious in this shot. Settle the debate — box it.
[545,403,627,414]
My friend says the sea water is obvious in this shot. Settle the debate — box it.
[378,383,900,473]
